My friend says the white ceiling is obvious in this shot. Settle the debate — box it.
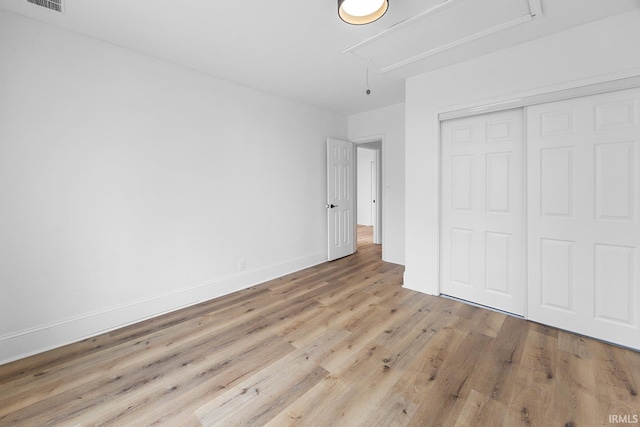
[1,0,639,115]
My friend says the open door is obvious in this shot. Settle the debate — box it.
[327,138,356,261]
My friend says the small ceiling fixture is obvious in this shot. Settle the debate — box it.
[338,0,389,25]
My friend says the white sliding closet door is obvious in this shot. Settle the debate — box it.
[527,88,640,349]
[441,109,525,315]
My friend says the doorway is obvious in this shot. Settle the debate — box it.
[356,141,382,251]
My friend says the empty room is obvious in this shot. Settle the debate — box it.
[1,0,640,425]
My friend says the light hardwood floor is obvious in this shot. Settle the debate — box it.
[1,226,639,426]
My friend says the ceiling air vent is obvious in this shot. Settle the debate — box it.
[27,0,63,13]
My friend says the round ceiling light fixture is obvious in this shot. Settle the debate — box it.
[338,0,389,25]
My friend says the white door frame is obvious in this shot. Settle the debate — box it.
[435,73,640,308]
[370,151,379,239]
[353,135,385,250]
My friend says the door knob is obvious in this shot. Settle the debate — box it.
[326,204,338,208]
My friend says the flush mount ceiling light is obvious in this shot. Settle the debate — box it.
[338,0,389,25]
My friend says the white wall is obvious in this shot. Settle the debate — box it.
[349,102,405,264]
[404,9,640,294]
[357,147,376,226]
[0,10,347,364]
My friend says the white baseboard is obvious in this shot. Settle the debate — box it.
[0,251,326,365]
[402,271,438,296]
[382,249,405,266]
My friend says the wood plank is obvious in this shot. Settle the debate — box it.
[590,339,640,423]
[195,334,337,426]
[467,315,528,405]
[454,389,508,427]
[504,330,558,426]
[553,347,599,427]
[409,329,494,426]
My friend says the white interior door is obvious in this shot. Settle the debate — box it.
[527,88,640,349]
[327,138,355,261]
[441,109,525,315]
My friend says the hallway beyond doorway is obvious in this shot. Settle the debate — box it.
[357,224,374,247]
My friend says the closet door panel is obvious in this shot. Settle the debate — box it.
[441,109,525,315]
[527,87,640,350]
